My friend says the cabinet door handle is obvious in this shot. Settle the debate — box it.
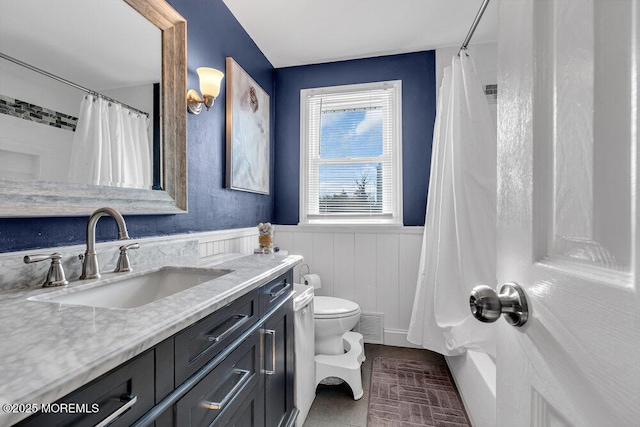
[200,369,251,410]
[204,314,250,343]
[95,394,137,427]
[261,329,276,375]
[268,281,291,301]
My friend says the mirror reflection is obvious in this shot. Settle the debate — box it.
[0,0,161,190]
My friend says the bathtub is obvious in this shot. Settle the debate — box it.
[446,351,496,427]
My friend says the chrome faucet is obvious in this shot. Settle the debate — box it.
[79,207,130,280]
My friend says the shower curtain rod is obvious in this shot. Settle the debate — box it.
[0,52,149,117]
[458,0,492,56]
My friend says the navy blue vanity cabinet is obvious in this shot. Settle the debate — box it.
[259,269,296,426]
[262,294,296,427]
[140,270,296,427]
[174,289,260,384]
[174,328,263,426]
[169,270,296,427]
[15,350,156,427]
[259,270,292,314]
[13,269,296,427]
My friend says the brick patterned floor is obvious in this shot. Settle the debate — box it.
[368,357,471,427]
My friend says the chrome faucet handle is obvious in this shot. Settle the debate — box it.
[24,252,69,287]
[115,242,139,273]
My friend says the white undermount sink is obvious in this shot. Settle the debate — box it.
[29,267,233,309]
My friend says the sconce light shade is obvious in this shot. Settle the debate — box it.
[197,67,224,98]
[188,67,225,115]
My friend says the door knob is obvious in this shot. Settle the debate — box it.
[469,283,528,326]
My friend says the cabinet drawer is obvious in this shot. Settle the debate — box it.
[17,350,154,427]
[175,330,261,427]
[220,386,264,427]
[175,289,259,384]
[259,270,293,315]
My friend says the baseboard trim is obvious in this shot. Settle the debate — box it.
[383,329,423,348]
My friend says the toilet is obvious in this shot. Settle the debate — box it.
[313,296,361,355]
[302,272,365,400]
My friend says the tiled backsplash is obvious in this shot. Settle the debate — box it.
[0,94,78,131]
[484,84,498,104]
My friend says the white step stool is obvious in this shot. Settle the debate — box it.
[314,331,366,400]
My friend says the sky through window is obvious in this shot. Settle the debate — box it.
[319,108,383,199]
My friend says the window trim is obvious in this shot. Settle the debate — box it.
[299,80,403,225]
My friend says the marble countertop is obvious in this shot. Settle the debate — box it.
[0,252,302,426]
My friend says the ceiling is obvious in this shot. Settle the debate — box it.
[0,0,161,91]
[222,0,499,68]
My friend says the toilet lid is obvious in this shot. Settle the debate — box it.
[314,296,361,319]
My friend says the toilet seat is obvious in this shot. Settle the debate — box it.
[314,296,360,319]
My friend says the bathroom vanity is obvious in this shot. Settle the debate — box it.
[0,253,301,427]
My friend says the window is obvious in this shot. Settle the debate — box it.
[300,81,402,225]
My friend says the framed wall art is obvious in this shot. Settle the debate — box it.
[225,57,270,194]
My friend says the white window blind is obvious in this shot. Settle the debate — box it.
[300,81,402,224]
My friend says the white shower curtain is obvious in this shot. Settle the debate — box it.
[407,53,497,357]
[69,95,152,189]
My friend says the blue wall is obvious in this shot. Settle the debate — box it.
[273,52,436,226]
[0,0,275,252]
[0,5,437,253]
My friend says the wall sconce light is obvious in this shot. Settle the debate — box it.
[187,67,224,115]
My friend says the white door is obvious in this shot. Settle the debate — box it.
[495,0,640,426]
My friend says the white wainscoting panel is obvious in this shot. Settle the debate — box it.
[197,227,259,259]
[355,233,378,313]
[398,234,422,330]
[291,232,314,280]
[313,233,334,296]
[333,233,355,301]
[274,225,424,347]
[377,233,400,329]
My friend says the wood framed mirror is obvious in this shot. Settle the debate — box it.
[0,0,187,217]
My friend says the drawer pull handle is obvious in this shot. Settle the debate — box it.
[95,394,137,427]
[262,329,276,375]
[268,281,291,301]
[200,369,251,411]
[205,314,250,343]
